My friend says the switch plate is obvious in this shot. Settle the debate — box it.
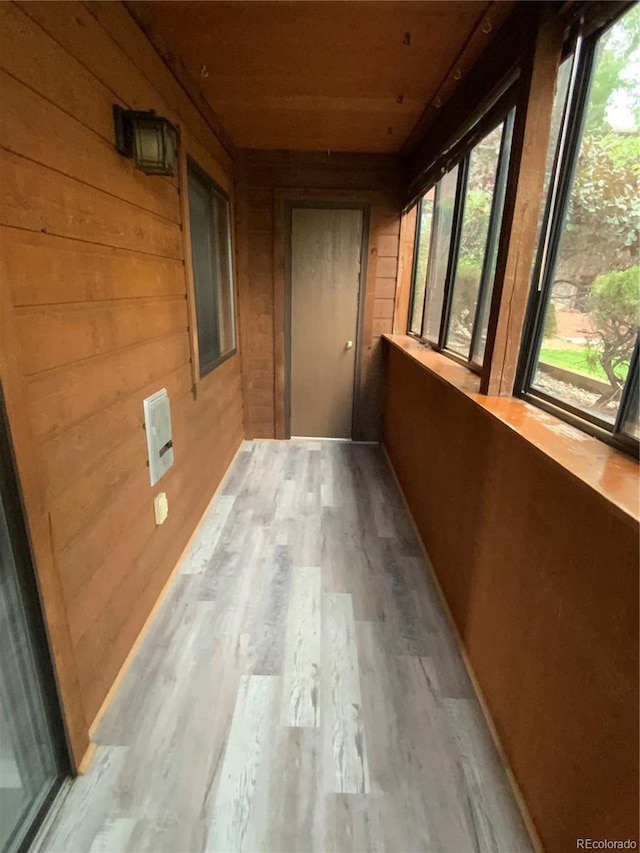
[154,492,168,525]
[143,389,174,486]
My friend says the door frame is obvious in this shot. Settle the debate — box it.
[275,192,371,439]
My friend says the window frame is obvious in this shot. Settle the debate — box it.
[183,154,238,383]
[437,158,469,360]
[515,11,640,460]
[407,107,516,374]
[407,195,429,337]
[421,167,460,344]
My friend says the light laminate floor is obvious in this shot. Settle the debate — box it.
[36,440,532,853]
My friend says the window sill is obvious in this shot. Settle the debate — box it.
[191,347,239,399]
[199,346,238,380]
[383,334,639,525]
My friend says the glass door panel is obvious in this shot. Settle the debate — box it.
[0,403,66,853]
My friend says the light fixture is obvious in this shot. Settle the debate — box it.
[113,106,178,176]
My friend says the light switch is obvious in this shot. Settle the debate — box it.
[154,492,168,525]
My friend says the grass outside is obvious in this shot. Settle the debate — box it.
[539,348,629,382]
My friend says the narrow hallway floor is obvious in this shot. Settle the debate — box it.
[36,440,532,853]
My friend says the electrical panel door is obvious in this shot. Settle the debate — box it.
[143,389,174,486]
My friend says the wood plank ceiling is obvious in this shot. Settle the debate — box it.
[128,1,515,154]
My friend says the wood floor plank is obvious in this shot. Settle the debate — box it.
[197,513,267,636]
[180,495,236,575]
[355,621,476,852]
[322,592,370,795]
[88,817,136,852]
[94,574,201,746]
[119,623,246,818]
[378,538,431,655]
[258,727,322,852]
[281,565,322,726]
[245,542,292,675]
[221,441,255,497]
[275,513,323,569]
[205,675,281,853]
[323,793,385,853]
[319,443,337,508]
[321,508,387,621]
[442,697,532,852]
[33,746,129,853]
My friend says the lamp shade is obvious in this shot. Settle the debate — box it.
[113,106,178,176]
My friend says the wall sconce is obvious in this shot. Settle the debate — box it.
[113,106,178,176]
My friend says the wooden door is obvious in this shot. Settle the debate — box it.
[290,207,364,438]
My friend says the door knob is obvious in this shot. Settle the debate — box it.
[345,340,353,350]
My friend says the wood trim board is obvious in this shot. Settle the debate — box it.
[177,142,201,398]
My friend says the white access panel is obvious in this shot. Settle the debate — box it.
[143,389,174,486]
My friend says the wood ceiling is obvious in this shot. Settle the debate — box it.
[129,1,515,154]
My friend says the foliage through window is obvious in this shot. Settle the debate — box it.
[518,4,640,454]
[407,112,515,368]
[187,159,236,377]
[409,188,434,335]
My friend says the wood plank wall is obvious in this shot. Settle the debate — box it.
[383,344,639,853]
[0,1,243,764]
[235,150,404,441]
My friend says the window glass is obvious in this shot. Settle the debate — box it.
[533,56,573,253]
[472,113,515,363]
[530,6,640,427]
[211,191,235,356]
[409,190,434,335]
[446,123,505,357]
[423,166,459,343]
[187,160,236,376]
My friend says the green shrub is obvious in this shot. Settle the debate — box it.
[587,265,640,394]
